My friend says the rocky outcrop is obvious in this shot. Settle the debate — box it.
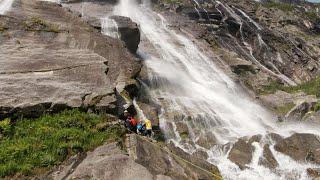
[274,133,320,164]
[307,168,320,178]
[134,135,222,179]
[63,2,141,54]
[260,91,319,120]
[0,0,141,119]
[50,142,155,180]
[285,100,318,121]
[258,144,278,169]
[110,15,140,53]
[154,0,320,95]
[228,138,254,169]
[196,132,218,149]
[261,0,308,4]
[49,134,221,180]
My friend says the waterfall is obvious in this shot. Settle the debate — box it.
[101,17,119,39]
[108,0,320,179]
[0,0,14,14]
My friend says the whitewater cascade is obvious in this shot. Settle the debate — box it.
[0,0,14,14]
[107,0,320,179]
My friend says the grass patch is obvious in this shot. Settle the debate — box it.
[262,2,295,12]
[179,132,189,139]
[258,76,320,97]
[23,17,60,33]
[160,0,183,3]
[275,103,295,115]
[0,24,8,32]
[312,102,320,112]
[305,11,320,22]
[0,109,126,178]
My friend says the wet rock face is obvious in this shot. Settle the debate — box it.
[261,0,307,4]
[274,133,320,164]
[228,139,254,169]
[155,0,320,89]
[259,144,278,169]
[307,168,320,178]
[110,15,141,53]
[285,100,318,121]
[134,136,221,179]
[265,133,284,143]
[196,132,218,149]
[62,0,118,3]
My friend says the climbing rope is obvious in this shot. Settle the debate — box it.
[126,129,223,180]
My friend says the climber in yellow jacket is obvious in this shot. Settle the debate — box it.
[144,119,153,138]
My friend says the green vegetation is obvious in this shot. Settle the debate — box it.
[305,11,320,22]
[179,132,189,139]
[312,102,320,112]
[0,110,126,178]
[0,24,8,32]
[258,76,320,97]
[160,0,183,3]
[275,103,295,115]
[23,17,60,33]
[262,2,295,12]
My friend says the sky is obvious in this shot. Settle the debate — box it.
[308,0,320,2]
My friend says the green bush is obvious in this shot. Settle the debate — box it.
[0,110,126,178]
[262,2,295,12]
[305,11,320,22]
[275,103,295,115]
[312,102,320,112]
[0,119,12,137]
[259,76,320,97]
[161,0,182,3]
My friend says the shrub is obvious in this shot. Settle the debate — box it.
[259,76,320,97]
[262,2,295,12]
[312,102,320,112]
[275,103,295,115]
[0,119,12,138]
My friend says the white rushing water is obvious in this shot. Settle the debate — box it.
[109,0,320,179]
[0,0,14,14]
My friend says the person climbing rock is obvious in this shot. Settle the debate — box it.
[144,119,153,138]
[125,111,137,132]
[136,121,145,135]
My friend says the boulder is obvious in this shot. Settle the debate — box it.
[285,101,318,121]
[265,133,284,143]
[249,134,263,144]
[228,139,254,169]
[303,111,320,124]
[110,16,140,53]
[155,175,173,180]
[274,133,320,164]
[134,135,221,179]
[196,132,218,149]
[175,121,189,139]
[0,0,141,119]
[258,144,278,169]
[260,91,317,110]
[193,149,209,160]
[51,142,154,180]
[307,168,320,178]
